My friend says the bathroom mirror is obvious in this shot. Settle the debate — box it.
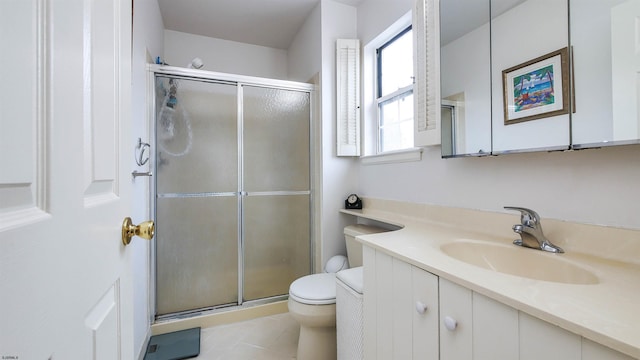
[570,0,640,148]
[441,0,640,157]
[490,0,570,154]
[440,0,491,157]
[440,0,572,156]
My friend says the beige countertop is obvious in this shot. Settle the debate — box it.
[341,200,640,359]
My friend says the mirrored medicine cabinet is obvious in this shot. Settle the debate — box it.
[440,0,640,158]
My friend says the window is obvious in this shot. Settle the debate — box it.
[376,26,414,153]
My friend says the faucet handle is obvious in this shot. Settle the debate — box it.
[504,206,541,226]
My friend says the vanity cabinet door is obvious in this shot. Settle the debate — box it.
[362,247,439,360]
[582,339,635,360]
[391,258,440,360]
[472,292,519,360]
[411,265,439,359]
[439,278,472,360]
[362,246,378,360]
[363,247,393,359]
[392,258,414,360]
[519,312,581,360]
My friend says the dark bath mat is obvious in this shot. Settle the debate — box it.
[143,327,201,360]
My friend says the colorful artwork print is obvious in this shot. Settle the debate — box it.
[501,48,569,125]
[512,65,555,112]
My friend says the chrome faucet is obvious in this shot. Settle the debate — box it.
[504,206,564,253]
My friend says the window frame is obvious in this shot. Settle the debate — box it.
[375,25,415,154]
[376,25,413,99]
[359,11,422,164]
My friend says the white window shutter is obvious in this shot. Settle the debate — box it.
[336,39,361,157]
[413,0,441,146]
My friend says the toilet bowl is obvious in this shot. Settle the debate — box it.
[288,224,387,360]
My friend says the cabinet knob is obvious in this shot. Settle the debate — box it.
[444,316,458,331]
[415,301,428,314]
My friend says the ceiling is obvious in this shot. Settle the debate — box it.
[157,0,365,50]
[157,0,524,50]
[441,0,525,45]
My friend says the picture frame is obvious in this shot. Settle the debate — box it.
[502,47,569,125]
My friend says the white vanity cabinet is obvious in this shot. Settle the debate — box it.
[519,312,580,360]
[582,339,636,360]
[439,278,472,359]
[519,313,634,359]
[362,245,636,360]
[439,278,520,360]
[471,289,519,359]
[363,247,439,360]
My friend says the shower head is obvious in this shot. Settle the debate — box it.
[187,57,204,69]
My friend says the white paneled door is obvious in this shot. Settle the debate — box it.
[0,0,134,359]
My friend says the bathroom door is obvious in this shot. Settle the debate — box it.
[0,0,135,359]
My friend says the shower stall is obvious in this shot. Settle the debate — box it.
[149,65,314,319]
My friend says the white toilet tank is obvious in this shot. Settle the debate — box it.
[344,224,388,268]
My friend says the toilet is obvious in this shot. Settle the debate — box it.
[288,224,387,360]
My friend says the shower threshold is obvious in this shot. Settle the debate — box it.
[154,294,289,324]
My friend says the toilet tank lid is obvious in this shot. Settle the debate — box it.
[344,224,388,237]
[336,266,363,294]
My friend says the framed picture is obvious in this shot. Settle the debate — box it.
[502,47,569,125]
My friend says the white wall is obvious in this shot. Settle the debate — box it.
[319,0,360,267]
[288,3,321,83]
[356,0,413,45]
[164,30,288,80]
[357,0,640,232]
[360,145,640,229]
[287,4,324,270]
[131,0,164,356]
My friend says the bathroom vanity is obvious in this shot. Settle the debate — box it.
[341,198,640,359]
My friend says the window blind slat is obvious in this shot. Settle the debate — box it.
[413,0,441,146]
[337,39,361,156]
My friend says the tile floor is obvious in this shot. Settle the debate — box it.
[195,312,299,359]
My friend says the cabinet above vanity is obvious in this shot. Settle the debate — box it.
[437,0,640,157]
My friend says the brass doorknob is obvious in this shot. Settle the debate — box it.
[122,217,155,245]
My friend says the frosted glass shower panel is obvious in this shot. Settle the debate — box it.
[153,71,313,317]
[156,196,239,315]
[243,194,311,301]
[243,86,310,192]
[156,77,238,194]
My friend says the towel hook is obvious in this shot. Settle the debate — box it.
[135,138,151,166]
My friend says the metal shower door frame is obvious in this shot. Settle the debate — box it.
[147,64,315,321]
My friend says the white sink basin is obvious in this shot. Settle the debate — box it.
[440,240,599,285]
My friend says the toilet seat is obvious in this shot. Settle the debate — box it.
[289,273,336,305]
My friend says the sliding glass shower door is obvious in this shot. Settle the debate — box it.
[154,74,312,317]
[242,85,311,301]
[155,77,239,316]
